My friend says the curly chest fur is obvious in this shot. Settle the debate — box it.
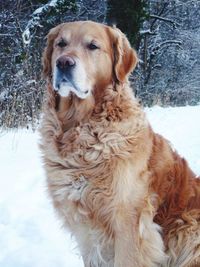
[45,119,148,230]
[48,173,121,247]
[47,134,119,225]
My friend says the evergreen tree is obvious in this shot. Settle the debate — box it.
[106,0,148,48]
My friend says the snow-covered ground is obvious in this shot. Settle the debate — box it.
[0,106,200,267]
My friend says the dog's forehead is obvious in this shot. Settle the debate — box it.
[58,21,110,42]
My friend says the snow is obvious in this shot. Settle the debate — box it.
[0,131,83,267]
[0,105,200,267]
[146,105,200,174]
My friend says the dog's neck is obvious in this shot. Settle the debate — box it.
[56,92,95,131]
[55,81,134,131]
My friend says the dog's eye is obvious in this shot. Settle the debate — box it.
[57,39,67,48]
[87,43,99,50]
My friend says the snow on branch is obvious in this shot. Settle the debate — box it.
[151,40,182,56]
[22,0,71,45]
[139,29,156,35]
[150,14,181,28]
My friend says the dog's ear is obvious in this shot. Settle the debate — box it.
[108,27,138,83]
[42,25,62,79]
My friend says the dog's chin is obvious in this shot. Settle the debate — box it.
[54,82,90,99]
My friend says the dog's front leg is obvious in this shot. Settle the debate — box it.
[114,207,166,267]
[114,211,142,267]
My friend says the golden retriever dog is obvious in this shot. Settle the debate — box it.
[40,21,200,267]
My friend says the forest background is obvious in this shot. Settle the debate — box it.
[0,0,200,128]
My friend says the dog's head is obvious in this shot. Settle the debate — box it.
[43,21,138,99]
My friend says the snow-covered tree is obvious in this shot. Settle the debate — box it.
[106,0,147,47]
[0,0,106,128]
[133,0,200,106]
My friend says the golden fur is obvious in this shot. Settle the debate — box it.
[40,21,200,267]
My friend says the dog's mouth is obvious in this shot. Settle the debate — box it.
[53,73,89,99]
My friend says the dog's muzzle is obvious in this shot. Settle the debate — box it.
[53,55,89,99]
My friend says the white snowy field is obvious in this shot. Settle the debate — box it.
[0,105,200,267]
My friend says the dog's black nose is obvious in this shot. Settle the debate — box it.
[56,56,76,71]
